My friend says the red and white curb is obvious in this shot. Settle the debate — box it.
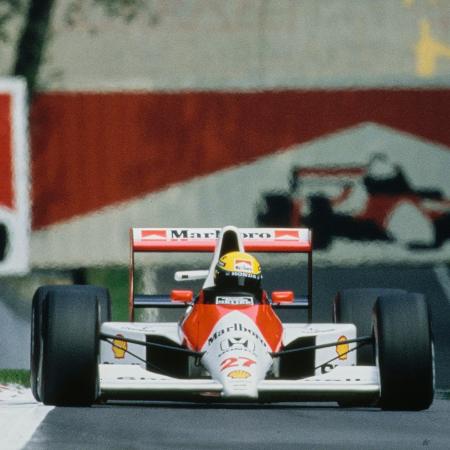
[0,384,53,450]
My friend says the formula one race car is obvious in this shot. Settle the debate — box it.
[30,226,434,410]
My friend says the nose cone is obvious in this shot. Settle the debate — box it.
[201,311,273,399]
[220,364,260,399]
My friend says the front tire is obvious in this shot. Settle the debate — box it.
[40,289,99,405]
[374,293,434,411]
[31,285,110,402]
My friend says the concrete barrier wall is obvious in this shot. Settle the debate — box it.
[33,0,450,90]
[30,89,450,266]
[2,1,449,89]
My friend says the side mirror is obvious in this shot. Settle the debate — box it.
[175,270,209,281]
[271,291,294,304]
[170,289,194,303]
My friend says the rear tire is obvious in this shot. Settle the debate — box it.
[31,285,110,402]
[334,288,406,365]
[374,293,434,411]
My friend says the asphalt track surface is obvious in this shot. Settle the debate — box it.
[1,265,450,449]
[18,398,449,450]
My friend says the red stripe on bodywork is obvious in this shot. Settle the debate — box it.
[133,239,311,253]
[181,297,283,352]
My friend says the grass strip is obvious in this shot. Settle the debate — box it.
[0,369,30,387]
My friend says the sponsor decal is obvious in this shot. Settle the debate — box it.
[112,334,128,359]
[220,356,257,371]
[117,376,165,381]
[169,229,220,240]
[207,323,268,348]
[274,230,300,241]
[220,337,256,352]
[168,229,275,241]
[141,229,166,241]
[234,259,253,272]
[241,231,272,240]
[121,325,159,332]
[227,370,251,379]
[320,363,336,374]
[300,327,337,334]
[216,296,253,305]
[139,228,307,244]
[336,335,349,360]
[200,391,221,398]
[226,271,260,280]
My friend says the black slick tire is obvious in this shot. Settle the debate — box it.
[334,288,406,365]
[30,285,110,402]
[39,289,99,405]
[374,293,434,411]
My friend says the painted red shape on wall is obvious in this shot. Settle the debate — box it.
[30,89,450,229]
[0,94,14,210]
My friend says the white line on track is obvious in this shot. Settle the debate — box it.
[0,385,53,450]
[433,264,450,304]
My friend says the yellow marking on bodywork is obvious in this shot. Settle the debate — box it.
[336,336,349,361]
[112,335,128,359]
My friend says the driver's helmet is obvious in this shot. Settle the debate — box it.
[214,251,262,292]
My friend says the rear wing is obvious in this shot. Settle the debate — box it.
[131,228,312,252]
[129,227,313,321]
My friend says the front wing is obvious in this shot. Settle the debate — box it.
[99,364,379,403]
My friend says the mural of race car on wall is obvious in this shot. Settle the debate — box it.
[257,153,450,250]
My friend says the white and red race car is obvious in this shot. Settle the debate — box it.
[30,226,434,410]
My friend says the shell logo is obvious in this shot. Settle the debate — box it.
[336,335,349,360]
[112,334,128,359]
[227,370,251,379]
[234,259,253,272]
